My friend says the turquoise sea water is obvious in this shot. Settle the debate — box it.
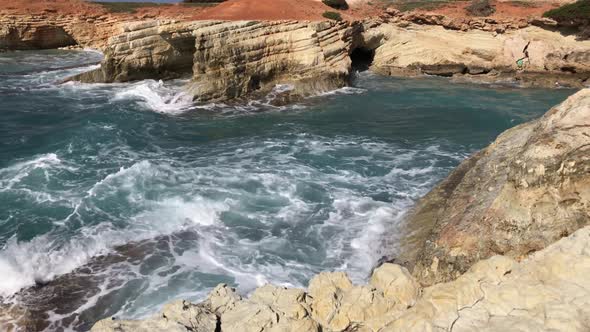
[0,50,575,330]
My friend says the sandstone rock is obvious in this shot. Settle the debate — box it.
[400,88,590,286]
[383,226,590,331]
[369,263,420,308]
[365,22,590,87]
[0,23,76,50]
[91,300,217,332]
[189,20,353,102]
[308,270,406,331]
[220,284,319,332]
[71,20,354,102]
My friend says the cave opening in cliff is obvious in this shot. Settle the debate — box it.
[350,47,375,72]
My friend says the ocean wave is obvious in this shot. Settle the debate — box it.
[112,80,194,115]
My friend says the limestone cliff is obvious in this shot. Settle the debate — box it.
[71,19,355,102]
[0,13,125,50]
[188,20,353,102]
[400,88,590,286]
[361,18,590,87]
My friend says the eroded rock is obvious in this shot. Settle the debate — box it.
[401,88,590,286]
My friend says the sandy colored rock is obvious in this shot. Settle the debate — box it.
[189,20,353,102]
[220,284,319,332]
[384,226,590,331]
[400,88,590,286]
[363,21,590,87]
[370,263,420,308]
[91,299,217,332]
[308,269,410,331]
[90,225,590,332]
[70,19,355,103]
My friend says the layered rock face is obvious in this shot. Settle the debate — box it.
[91,225,590,332]
[0,13,125,51]
[188,20,352,102]
[362,18,590,87]
[399,88,590,286]
[73,20,354,102]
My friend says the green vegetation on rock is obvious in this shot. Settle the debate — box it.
[322,0,349,10]
[388,0,455,13]
[465,0,495,17]
[543,0,590,21]
[322,11,343,21]
[93,2,162,13]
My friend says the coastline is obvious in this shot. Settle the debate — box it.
[1,0,589,330]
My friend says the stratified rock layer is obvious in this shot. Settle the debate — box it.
[67,17,590,102]
[402,88,590,286]
[71,20,354,102]
[91,225,590,332]
[188,20,353,102]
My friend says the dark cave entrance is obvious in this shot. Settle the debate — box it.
[350,47,375,72]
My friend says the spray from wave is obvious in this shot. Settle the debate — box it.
[112,80,194,115]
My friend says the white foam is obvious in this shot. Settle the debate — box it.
[0,160,230,297]
[112,80,193,115]
[0,153,67,191]
[318,86,367,97]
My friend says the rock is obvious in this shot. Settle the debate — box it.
[400,88,590,286]
[0,24,76,50]
[220,285,319,332]
[369,263,420,308]
[308,270,405,331]
[383,226,590,331]
[366,22,590,87]
[71,20,354,102]
[188,20,353,102]
[90,225,590,332]
[91,300,217,332]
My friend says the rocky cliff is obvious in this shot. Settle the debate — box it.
[66,16,590,102]
[362,16,590,88]
[70,19,355,102]
[3,10,590,100]
[400,88,590,286]
[0,13,125,50]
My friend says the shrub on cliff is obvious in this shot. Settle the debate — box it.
[466,0,495,17]
[543,0,590,21]
[322,0,349,10]
[323,11,343,21]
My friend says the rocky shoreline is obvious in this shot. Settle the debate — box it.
[65,16,590,101]
[2,3,590,331]
[87,88,590,332]
[2,8,590,100]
